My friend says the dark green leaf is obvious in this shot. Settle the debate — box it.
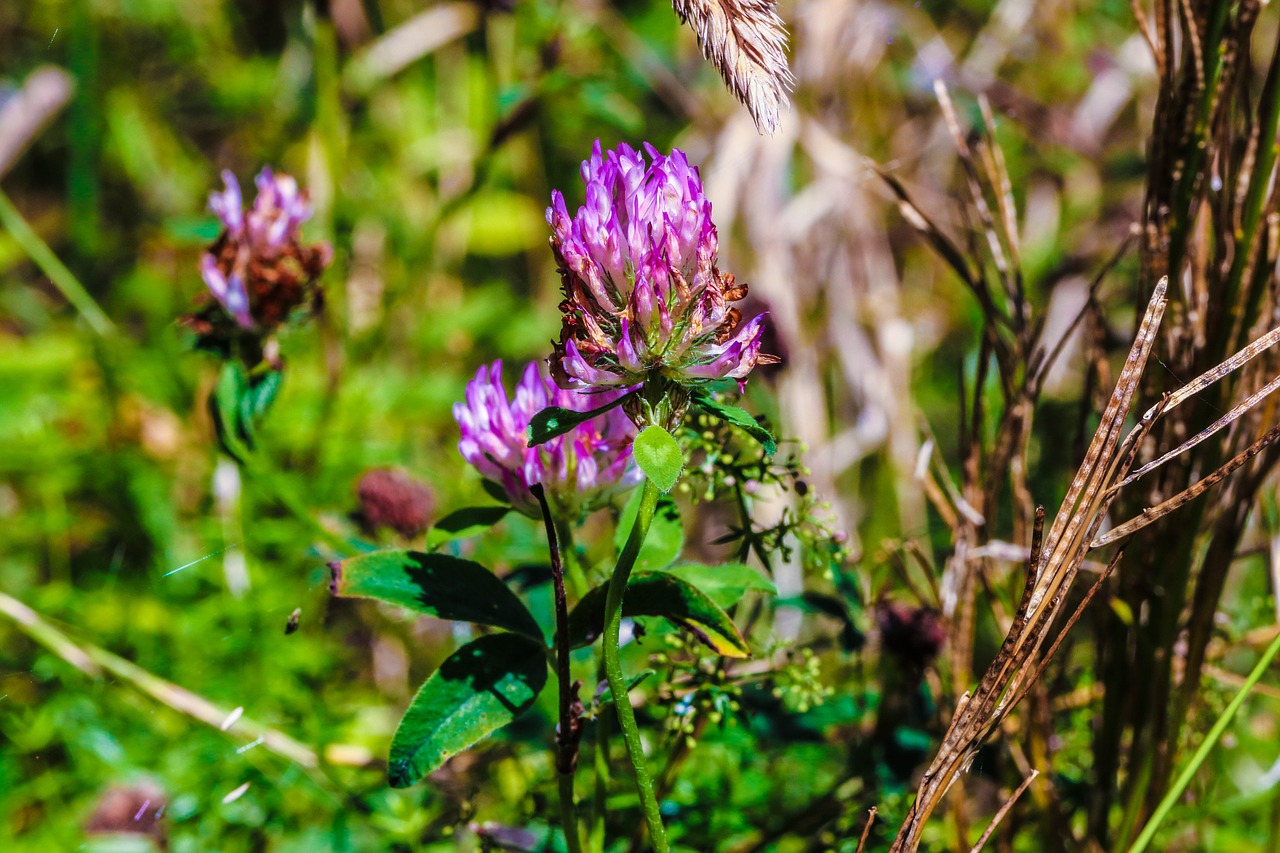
[661,562,776,609]
[480,478,511,505]
[567,572,750,658]
[691,392,777,455]
[209,363,250,458]
[426,505,511,548]
[239,369,282,431]
[388,633,547,787]
[615,491,683,571]
[527,391,634,448]
[208,363,283,459]
[632,425,683,492]
[330,550,541,639]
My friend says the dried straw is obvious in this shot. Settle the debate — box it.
[671,0,795,133]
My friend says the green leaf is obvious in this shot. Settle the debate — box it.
[691,392,776,456]
[567,572,750,658]
[527,391,634,448]
[426,505,510,548]
[388,633,547,787]
[239,369,282,431]
[661,562,776,609]
[209,363,250,457]
[208,363,283,459]
[616,491,683,571]
[330,550,541,639]
[632,425,684,492]
[480,479,511,505]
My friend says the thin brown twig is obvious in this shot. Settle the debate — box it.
[967,770,1040,853]
[1176,0,1205,96]
[1007,547,1125,713]
[1130,0,1162,77]
[855,807,878,853]
[1112,372,1280,492]
[1093,425,1280,547]
[936,80,1016,310]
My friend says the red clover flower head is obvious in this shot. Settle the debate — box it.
[548,141,775,393]
[187,168,331,342]
[453,360,641,516]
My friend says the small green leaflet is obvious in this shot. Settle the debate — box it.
[209,363,283,459]
[426,505,510,548]
[527,390,636,448]
[632,425,684,492]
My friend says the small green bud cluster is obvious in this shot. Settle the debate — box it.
[771,647,834,714]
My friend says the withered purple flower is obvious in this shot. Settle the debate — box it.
[454,360,641,516]
[355,468,436,539]
[548,141,775,394]
[185,168,331,344]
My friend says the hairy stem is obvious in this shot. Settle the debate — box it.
[590,656,611,853]
[603,477,669,852]
[531,484,585,853]
[554,513,590,599]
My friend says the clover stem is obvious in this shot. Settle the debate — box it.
[554,514,589,599]
[602,477,669,852]
[589,656,611,852]
[531,484,585,853]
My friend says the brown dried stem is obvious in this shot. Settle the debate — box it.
[886,278,1170,851]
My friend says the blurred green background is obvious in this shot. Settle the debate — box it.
[4,0,1280,850]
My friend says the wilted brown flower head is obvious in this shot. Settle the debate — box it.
[355,468,435,539]
[85,781,167,847]
[182,168,331,357]
[876,601,945,669]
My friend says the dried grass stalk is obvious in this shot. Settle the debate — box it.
[671,0,795,133]
[887,278,1171,852]
[885,266,1280,849]
[968,770,1039,853]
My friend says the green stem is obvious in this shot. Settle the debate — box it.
[590,656,611,853]
[0,187,114,336]
[555,514,589,599]
[559,773,585,853]
[602,478,669,853]
[1128,627,1280,853]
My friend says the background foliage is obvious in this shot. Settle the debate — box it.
[3,0,1280,850]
